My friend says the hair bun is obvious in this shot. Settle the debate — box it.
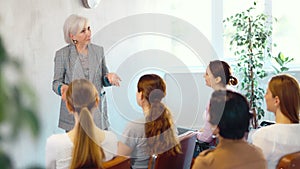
[229,76,238,86]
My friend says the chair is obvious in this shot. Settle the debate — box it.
[102,156,131,169]
[148,131,197,169]
[276,151,300,169]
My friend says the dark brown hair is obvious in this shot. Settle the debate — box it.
[209,90,252,139]
[209,60,238,86]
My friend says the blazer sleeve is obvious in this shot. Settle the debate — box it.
[100,46,111,87]
[52,48,67,95]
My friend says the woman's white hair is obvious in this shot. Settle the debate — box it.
[63,14,88,44]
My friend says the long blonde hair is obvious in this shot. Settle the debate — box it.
[138,74,182,155]
[66,79,105,169]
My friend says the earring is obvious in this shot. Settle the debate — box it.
[72,39,78,44]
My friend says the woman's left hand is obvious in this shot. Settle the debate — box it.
[106,73,121,86]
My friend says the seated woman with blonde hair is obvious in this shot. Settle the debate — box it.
[46,79,118,169]
[252,74,300,169]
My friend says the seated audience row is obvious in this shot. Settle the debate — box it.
[192,90,266,169]
[46,74,181,169]
[197,61,300,169]
[46,63,300,169]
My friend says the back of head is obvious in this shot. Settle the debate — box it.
[268,74,300,123]
[138,74,181,155]
[209,90,251,139]
[66,79,98,112]
[66,79,105,169]
[138,74,166,105]
[209,60,238,86]
[63,14,88,44]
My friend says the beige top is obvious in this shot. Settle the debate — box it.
[192,137,267,169]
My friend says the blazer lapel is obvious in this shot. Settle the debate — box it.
[88,44,98,82]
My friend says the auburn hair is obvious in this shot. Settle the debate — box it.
[268,74,300,123]
[138,74,182,155]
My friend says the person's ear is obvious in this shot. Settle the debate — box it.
[139,92,144,100]
[215,76,222,84]
[95,96,99,107]
[274,96,280,107]
[66,101,74,113]
[69,33,76,41]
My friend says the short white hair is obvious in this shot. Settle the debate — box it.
[63,14,88,44]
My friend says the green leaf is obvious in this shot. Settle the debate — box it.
[0,151,13,169]
[274,56,283,66]
[279,52,285,60]
[271,65,280,74]
[280,67,289,72]
[0,39,8,65]
[23,108,40,137]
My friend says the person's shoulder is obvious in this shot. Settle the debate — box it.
[255,124,278,133]
[103,130,118,141]
[55,44,74,58]
[193,149,216,167]
[89,43,103,50]
[247,141,264,154]
[126,120,144,130]
[199,148,216,157]
[46,133,68,151]
[123,120,145,136]
[46,133,69,148]
[251,124,279,142]
[56,44,72,52]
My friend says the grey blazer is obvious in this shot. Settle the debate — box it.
[52,43,111,131]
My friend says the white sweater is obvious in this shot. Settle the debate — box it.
[45,131,118,169]
[252,123,300,169]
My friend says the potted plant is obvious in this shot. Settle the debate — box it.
[0,37,40,168]
[223,1,293,128]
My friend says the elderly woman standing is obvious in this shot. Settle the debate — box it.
[52,14,121,131]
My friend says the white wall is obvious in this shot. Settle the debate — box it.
[0,0,218,168]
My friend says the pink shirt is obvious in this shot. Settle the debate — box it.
[197,105,214,143]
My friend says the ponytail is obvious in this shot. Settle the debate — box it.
[69,107,105,169]
[145,102,181,156]
[138,74,181,156]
